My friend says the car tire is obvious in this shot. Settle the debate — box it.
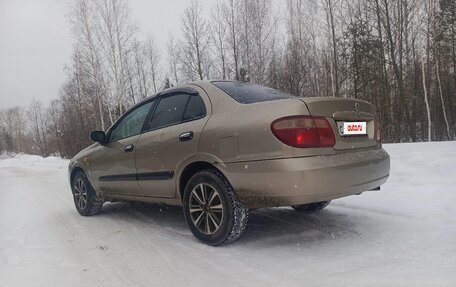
[292,201,331,212]
[183,169,249,246]
[71,170,103,216]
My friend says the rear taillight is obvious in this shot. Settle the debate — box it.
[375,120,382,143]
[271,115,335,148]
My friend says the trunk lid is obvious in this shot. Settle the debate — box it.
[300,97,377,150]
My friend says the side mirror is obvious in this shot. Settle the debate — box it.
[89,130,107,144]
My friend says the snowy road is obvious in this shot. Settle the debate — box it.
[1,142,456,287]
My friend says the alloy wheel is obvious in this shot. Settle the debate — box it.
[189,183,224,235]
[73,178,88,210]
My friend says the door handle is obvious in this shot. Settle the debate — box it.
[179,131,193,142]
[124,144,134,152]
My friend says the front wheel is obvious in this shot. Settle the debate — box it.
[183,169,249,246]
[292,200,331,212]
[71,171,103,216]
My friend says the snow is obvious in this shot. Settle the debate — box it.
[1,142,455,287]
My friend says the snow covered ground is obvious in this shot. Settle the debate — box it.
[1,142,455,287]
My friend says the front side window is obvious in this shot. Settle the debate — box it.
[147,93,190,131]
[110,101,153,142]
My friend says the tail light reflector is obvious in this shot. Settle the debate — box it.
[271,116,335,148]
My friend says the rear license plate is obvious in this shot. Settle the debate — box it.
[337,121,367,136]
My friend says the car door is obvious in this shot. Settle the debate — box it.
[134,87,210,198]
[90,100,154,196]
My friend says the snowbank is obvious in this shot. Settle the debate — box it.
[0,142,455,287]
[0,153,69,169]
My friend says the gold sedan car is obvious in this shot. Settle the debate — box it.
[69,81,390,246]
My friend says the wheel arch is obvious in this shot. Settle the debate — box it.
[70,164,104,199]
[178,160,228,203]
[70,166,85,185]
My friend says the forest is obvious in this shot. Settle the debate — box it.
[1,0,455,158]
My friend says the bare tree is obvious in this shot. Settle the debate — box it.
[238,0,253,77]
[422,58,432,141]
[283,0,318,96]
[47,100,64,155]
[249,0,277,85]
[211,1,228,79]
[180,0,211,81]
[323,0,340,97]
[28,100,49,157]
[69,0,107,130]
[15,0,454,160]
[145,36,161,93]
[435,55,451,140]
[167,35,181,86]
[0,107,25,153]
[222,0,241,80]
[94,0,138,117]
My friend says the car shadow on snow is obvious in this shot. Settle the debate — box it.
[97,202,367,247]
[100,202,188,230]
[239,207,364,247]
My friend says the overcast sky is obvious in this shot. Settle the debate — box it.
[0,0,213,109]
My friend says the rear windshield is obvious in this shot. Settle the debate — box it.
[211,81,295,104]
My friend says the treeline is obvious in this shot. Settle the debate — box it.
[1,0,455,158]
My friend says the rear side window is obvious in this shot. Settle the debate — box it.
[211,81,295,104]
[183,95,206,121]
[147,94,190,130]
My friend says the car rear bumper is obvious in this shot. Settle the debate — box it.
[222,148,390,208]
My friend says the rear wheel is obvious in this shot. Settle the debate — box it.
[292,201,331,212]
[183,169,249,246]
[71,171,103,216]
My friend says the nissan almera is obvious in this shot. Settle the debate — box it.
[69,81,390,246]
